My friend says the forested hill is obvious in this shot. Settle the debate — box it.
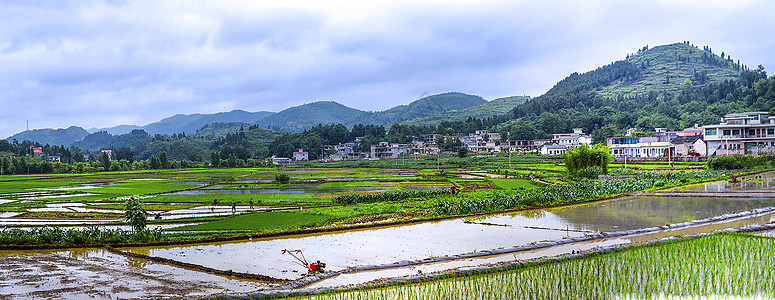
[256,92,486,132]
[6,126,89,146]
[349,92,486,126]
[91,109,274,136]
[401,95,529,126]
[487,41,774,143]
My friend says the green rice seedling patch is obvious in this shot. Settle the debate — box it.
[300,233,775,299]
[172,211,331,232]
[489,178,541,191]
[15,211,123,219]
[0,200,45,212]
[87,203,199,211]
[144,193,327,205]
[0,181,77,193]
[317,181,381,188]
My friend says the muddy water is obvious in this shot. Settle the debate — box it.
[127,194,775,280]
[0,248,276,299]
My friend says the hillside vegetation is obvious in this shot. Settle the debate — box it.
[6,126,89,146]
[402,95,529,126]
[257,92,486,132]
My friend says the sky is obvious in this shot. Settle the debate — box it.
[1,0,775,139]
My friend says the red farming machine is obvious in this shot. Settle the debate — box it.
[282,249,326,273]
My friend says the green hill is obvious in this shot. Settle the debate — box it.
[493,41,767,142]
[355,92,486,125]
[402,95,529,126]
[255,101,365,132]
[6,126,89,146]
[255,92,486,132]
[595,43,741,96]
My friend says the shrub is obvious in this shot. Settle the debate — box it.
[275,174,290,183]
[125,197,148,232]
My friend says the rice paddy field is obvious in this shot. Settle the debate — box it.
[3,158,775,299]
[290,233,775,300]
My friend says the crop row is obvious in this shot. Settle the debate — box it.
[433,170,726,215]
[0,226,164,246]
[289,233,775,299]
[333,189,449,204]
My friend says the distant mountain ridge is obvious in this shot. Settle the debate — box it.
[402,95,530,126]
[90,109,274,136]
[256,92,487,132]
[6,126,89,146]
[8,92,496,146]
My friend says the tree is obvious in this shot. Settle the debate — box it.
[564,144,612,176]
[591,124,619,144]
[149,155,160,169]
[159,151,170,169]
[210,151,221,167]
[458,147,468,158]
[100,152,110,169]
[227,153,238,168]
[125,197,148,232]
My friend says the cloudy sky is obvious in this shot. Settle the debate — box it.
[1,0,774,138]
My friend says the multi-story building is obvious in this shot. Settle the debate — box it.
[608,128,676,158]
[292,149,308,161]
[703,112,775,156]
[552,128,592,149]
[370,142,409,159]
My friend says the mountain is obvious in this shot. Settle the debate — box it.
[594,42,741,96]
[349,92,486,125]
[71,131,113,151]
[255,101,364,132]
[255,92,486,132]
[402,95,529,126]
[91,110,274,136]
[493,41,759,142]
[5,126,89,146]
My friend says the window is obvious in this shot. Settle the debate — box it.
[705,128,717,136]
[768,129,774,135]
[723,130,731,136]
[749,129,756,136]
[733,129,740,135]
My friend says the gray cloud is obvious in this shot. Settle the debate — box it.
[1,0,774,138]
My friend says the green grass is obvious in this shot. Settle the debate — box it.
[488,178,541,190]
[172,211,331,232]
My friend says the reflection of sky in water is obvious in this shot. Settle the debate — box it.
[130,219,586,279]
[131,192,775,280]
[669,172,775,192]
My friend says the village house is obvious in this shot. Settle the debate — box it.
[552,128,592,150]
[370,142,409,159]
[540,143,567,155]
[292,149,309,161]
[702,112,775,156]
[608,128,677,158]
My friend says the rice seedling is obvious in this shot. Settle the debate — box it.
[286,233,775,300]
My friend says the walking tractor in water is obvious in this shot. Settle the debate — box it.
[282,249,326,273]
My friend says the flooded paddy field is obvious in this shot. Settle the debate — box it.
[2,168,775,299]
[127,191,775,281]
[0,248,276,299]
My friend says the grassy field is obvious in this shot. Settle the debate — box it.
[488,178,542,190]
[174,211,331,232]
